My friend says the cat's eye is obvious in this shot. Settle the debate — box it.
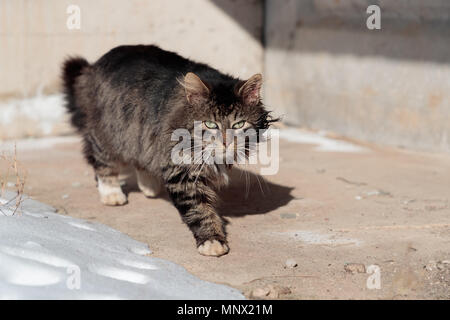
[232,120,246,129]
[204,120,219,129]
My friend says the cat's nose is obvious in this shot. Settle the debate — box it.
[222,133,232,148]
[222,138,232,148]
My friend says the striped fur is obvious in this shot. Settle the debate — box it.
[61,45,276,256]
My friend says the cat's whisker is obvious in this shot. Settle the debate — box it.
[63,44,276,256]
[234,148,271,197]
[253,171,266,196]
[245,168,250,200]
[180,148,208,182]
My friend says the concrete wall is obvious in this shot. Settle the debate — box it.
[0,0,263,138]
[265,0,450,152]
[2,0,450,153]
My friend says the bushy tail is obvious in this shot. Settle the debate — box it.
[62,57,90,129]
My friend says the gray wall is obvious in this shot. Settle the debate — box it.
[265,0,450,152]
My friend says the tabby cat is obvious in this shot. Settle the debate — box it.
[62,45,276,256]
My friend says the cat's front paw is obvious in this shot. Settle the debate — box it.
[197,240,229,257]
[100,192,128,206]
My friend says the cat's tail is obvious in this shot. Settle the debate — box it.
[62,57,90,130]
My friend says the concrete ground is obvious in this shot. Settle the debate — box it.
[2,129,449,299]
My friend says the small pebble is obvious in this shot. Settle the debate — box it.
[62,194,69,199]
[436,262,445,270]
[285,259,298,268]
[268,284,291,296]
[251,285,291,299]
[251,287,270,298]
[424,261,436,272]
[71,182,81,188]
[267,288,279,299]
[344,263,366,274]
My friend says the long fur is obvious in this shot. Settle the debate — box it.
[62,57,90,129]
[61,45,276,251]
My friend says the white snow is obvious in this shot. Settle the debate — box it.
[0,191,244,300]
[0,94,66,135]
[0,136,81,152]
[279,128,368,153]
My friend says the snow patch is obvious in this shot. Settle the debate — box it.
[0,191,244,299]
[0,253,62,286]
[117,259,158,270]
[0,136,80,152]
[88,265,151,284]
[67,221,97,231]
[0,94,66,135]
[279,128,367,153]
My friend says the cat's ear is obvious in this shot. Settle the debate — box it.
[183,72,210,105]
[236,73,262,106]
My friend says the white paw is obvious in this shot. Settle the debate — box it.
[139,185,158,198]
[136,170,161,198]
[100,192,127,206]
[97,176,127,206]
[197,240,229,257]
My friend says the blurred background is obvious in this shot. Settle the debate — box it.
[1,0,449,152]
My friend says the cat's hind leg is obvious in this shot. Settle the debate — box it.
[82,134,127,206]
[136,168,161,198]
[96,168,127,206]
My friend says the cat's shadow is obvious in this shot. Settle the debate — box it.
[122,167,295,217]
[217,168,295,217]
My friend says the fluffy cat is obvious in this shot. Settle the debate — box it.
[62,45,276,256]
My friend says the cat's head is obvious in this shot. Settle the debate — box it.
[179,72,277,166]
